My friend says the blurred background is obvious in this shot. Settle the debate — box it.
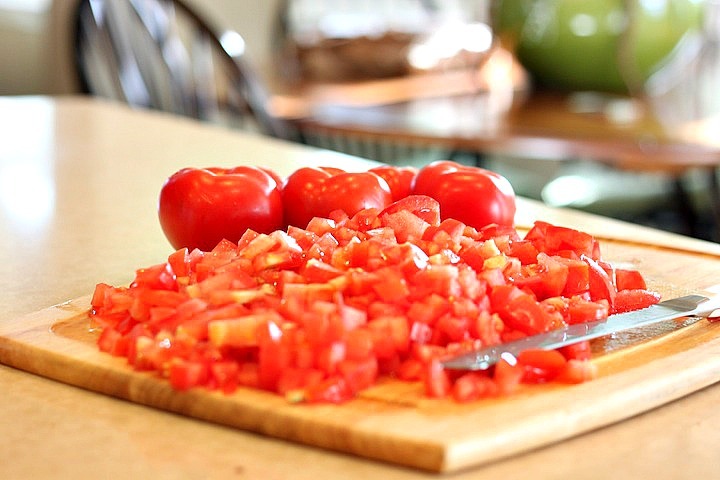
[0,0,280,95]
[1,0,718,241]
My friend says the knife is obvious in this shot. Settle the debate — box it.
[441,294,720,371]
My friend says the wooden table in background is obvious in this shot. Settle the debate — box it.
[270,62,720,238]
[270,56,720,172]
[2,96,720,479]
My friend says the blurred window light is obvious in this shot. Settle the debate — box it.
[569,13,598,37]
[220,30,245,57]
[541,175,601,208]
[408,43,437,70]
[639,0,672,17]
[408,22,493,70]
[463,23,493,53]
[0,0,51,12]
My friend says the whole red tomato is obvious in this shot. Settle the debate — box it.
[412,161,461,194]
[368,165,418,202]
[412,160,516,229]
[282,167,393,228]
[158,166,283,251]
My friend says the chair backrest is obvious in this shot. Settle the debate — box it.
[74,0,296,140]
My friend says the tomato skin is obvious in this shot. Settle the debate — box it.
[412,160,461,194]
[282,167,393,228]
[158,167,283,251]
[412,161,516,230]
[582,255,617,307]
[380,195,441,226]
[369,165,418,202]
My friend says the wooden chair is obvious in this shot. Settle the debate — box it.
[73,0,297,141]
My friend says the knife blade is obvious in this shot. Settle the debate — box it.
[441,294,720,371]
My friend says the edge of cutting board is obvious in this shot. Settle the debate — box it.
[1,294,720,472]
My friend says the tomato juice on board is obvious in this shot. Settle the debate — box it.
[90,194,659,404]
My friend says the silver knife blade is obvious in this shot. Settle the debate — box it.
[441,294,720,371]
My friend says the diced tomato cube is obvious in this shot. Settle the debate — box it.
[612,289,661,314]
[424,359,451,398]
[452,372,498,402]
[276,367,325,396]
[555,359,598,384]
[371,268,410,302]
[554,256,590,296]
[132,263,177,291]
[435,314,470,343]
[345,328,375,360]
[90,282,114,310]
[349,207,382,231]
[208,314,273,347]
[209,361,240,394]
[379,195,441,226]
[97,326,128,356]
[506,291,565,335]
[236,362,260,388]
[558,341,593,361]
[305,217,337,236]
[406,293,449,325]
[565,297,609,324]
[304,376,354,404]
[168,359,209,391]
[526,221,599,260]
[615,268,647,291]
[517,349,567,383]
[396,358,425,381]
[513,253,569,300]
[492,356,524,395]
[258,337,292,392]
[301,258,345,283]
[413,264,462,299]
[338,357,379,393]
[380,209,430,243]
[167,248,190,278]
[582,255,617,307]
[506,240,540,265]
[367,316,410,358]
[316,341,346,374]
[286,225,320,250]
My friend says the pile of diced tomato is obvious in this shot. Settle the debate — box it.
[90,196,660,403]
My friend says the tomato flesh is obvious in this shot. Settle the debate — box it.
[91,197,659,404]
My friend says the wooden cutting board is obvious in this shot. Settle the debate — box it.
[2,238,720,473]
